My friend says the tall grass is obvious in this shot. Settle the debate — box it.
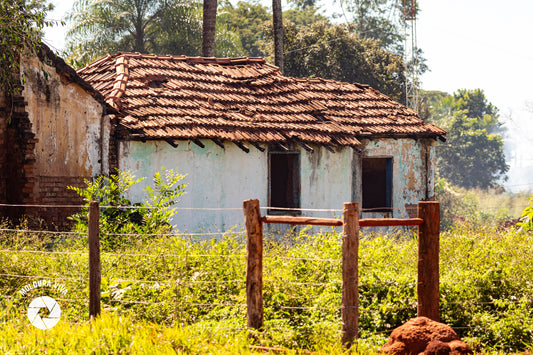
[1,224,533,353]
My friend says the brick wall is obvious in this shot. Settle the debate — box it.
[25,176,88,229]
[0,89,88,229]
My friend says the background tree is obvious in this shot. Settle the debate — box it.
[343,0,404,53]
[218,1,270,57]
[422,89,509,189]
[66,0,243,66]
[263,20,405,102]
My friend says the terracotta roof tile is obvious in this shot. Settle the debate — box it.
[77,53,446,147]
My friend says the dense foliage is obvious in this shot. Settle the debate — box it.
[2,224,533,352]
[422,89,509,189]
[517,196,533,231]
[434,178,529,230]
[0,0,55,99]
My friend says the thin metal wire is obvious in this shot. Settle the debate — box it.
[106,299,245,307]
[0,203,84,208]
[0,249,88,256]
[0,228,87,235]
[0,273,86,281]
[106,278,246,285]
[101,252,246,258]
[264,255,341,262]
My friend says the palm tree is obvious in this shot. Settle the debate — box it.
[66,0,244,66]
[66,0,166,64]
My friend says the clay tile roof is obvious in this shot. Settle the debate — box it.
[77,53,446,148]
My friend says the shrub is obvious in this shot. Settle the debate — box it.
[68,169,187,248]
[517,196,533,232]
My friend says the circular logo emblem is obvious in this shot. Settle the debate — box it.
[27,296,61,330]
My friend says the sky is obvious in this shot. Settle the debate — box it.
[42,0,533,192]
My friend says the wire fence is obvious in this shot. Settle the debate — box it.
[1,202,533,344]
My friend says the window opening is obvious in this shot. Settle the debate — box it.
[362,157,392,212]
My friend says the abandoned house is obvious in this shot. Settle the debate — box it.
[0,47,446,231]
[75,53,447,232]
[0,45,113,226]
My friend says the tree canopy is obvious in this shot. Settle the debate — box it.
[264,20,406,102]
[65,0,244,67]
[422,89,509,189]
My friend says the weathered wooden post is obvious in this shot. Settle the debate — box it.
[88,200,101,318]
[417,201,440,321]
[341,202,359,346]
[243,199,263,330]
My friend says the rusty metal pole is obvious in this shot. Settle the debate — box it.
[417,201,440,321]
[341,202,359,347]
[243,199,263,330]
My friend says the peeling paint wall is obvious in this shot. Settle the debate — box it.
[354,138,436,220]
[119,137,435,233]
[21,56,106,177]
[119,141,353,233]
[0,56,109,227]
[119,140,268,232]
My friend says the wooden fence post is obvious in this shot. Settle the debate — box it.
[88,200,101,318]
[243,199,263,330]
[341,202,359,346]
[417,201,440,321]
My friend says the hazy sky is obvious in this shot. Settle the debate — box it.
[43,0,533,192]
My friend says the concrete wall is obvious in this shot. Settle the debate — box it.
[118,137,435,234]
[354,138,436,220]
[119,141,354,233]
[119,140,268,233]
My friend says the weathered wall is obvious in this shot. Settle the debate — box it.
[354,138,436,220]
[118,137,435,234]
[0,56,107,227]
[119,141,354,233]
[21,56,106,178]
[119,139,268,232]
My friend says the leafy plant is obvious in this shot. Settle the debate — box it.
[68,169,187,248]
[517,196,533,231]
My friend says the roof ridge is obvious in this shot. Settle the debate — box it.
[105,54,130,110]
[104,52,267,66]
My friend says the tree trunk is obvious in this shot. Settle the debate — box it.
[202,0,217,57]
[272,0,283,73]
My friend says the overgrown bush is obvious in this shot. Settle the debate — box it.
[435,178,528,230]
[68,169,187,248]
[3,225,533,352]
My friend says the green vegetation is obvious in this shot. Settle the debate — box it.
[435,178,530,230]
[67,169,187,248]
[422,89,508,189]
[0,0,55,99]
[1,224,533,353]
[517,196,533,231]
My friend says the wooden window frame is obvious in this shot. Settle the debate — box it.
[268,151,301,215]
